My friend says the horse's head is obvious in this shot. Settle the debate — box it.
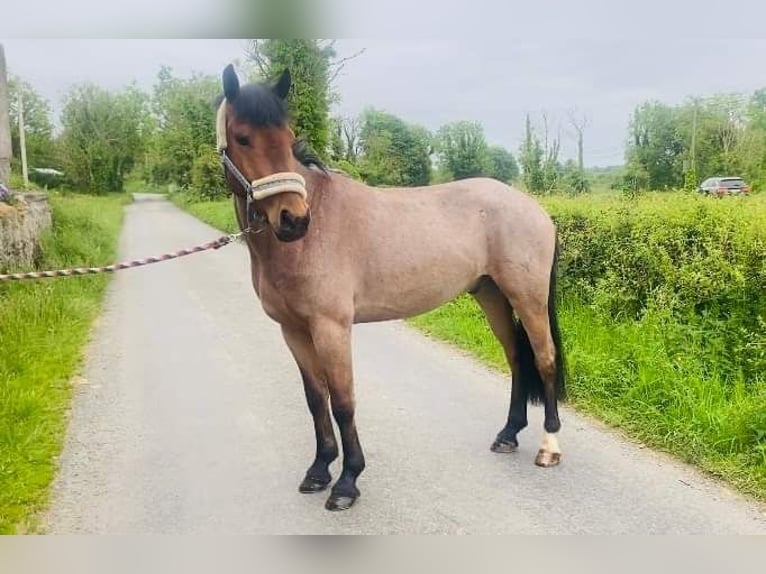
[219,64,310,242]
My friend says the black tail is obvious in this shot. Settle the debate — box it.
[513,239,567,405]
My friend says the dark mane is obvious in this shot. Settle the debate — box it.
[215,83,328,173]
[292,138,328,173]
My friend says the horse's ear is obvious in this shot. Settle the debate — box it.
[273,69,291,100]
[223,64,240,101]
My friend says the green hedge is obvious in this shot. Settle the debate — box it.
[543,192,766,383]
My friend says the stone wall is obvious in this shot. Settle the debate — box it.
[0,193,52,272]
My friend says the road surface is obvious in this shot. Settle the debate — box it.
[45,194,766,534]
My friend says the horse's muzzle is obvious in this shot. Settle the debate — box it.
[276,210,310,242]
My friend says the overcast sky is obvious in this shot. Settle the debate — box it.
[4,37,766,167]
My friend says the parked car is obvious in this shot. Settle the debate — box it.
[698,176,750,196]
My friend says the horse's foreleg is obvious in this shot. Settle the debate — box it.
[310,319,365,511]
[281,326,338,493]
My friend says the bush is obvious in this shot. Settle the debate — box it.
[330,159,363,181]
[190,148,228,201]
[543,192,766,382]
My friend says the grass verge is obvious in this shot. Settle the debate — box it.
[170,194,238,233]
[0,193,128,533]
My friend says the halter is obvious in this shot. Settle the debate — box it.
[216,101,308,203]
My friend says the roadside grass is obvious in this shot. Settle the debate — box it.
[0,193,128,533]
[173,190,766,501]
[170,194,238,233]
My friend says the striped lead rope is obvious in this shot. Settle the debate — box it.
[0,230,246,282]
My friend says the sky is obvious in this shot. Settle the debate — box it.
[4,37,766,167]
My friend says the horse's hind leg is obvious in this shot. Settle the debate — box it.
[491,251,566,467]
[472,279,528,453]
[281,326,339,493]
[511,306,563,467]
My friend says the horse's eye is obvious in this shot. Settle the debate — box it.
[235,135,250,147]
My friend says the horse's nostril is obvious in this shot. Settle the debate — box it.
[280,210,295,229]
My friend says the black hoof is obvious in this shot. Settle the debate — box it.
[491,436,519,453]
[325,494,358,511]
[299,475,331,493]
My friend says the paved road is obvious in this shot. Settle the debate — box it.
[45,194,766,534]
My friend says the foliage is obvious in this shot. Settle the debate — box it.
[586,165,625,192]
[436,121,489,181]
[560,159,590,195]
[329,116,345,162]
[544,192,765,382]
[485,145,519,183]
[519,113,563,194]
[58,83,149,193]
[625,101,684,190]
[357,109,432,187]
[190,147,228,200]
[330,159,363,181]
[740,89,766,190]
[519,114,545,193]
[248,39,335,159]
[0,193,127,533]
[329,115,361,164]
[146,67,220,190]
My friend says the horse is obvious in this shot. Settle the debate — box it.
[215,64,566,512]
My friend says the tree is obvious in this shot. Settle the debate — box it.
[625,101,684,190]
[739,89,766,189]
[357,109,432,187]
[678,94,746,181]
[485,145,519,183]
[59,83,149,193]
[147,66,220,191]
[247,40,363,160]
[567,109,588,171]
[7,75,55,169]
[329,116,345,163]
[436,120,489,181]
[519,114,544,193]
[558,110,590,193]
[329,115,361,164]
[540,112,562,194]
